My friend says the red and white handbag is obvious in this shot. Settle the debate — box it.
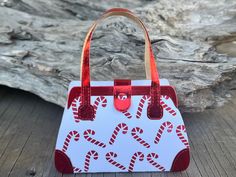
[54,8,190,174]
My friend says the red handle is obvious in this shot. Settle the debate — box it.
[78,8,163,120]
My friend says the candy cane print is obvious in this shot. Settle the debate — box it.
[136,95,150,118]
[161,95,170,100]
[122,111,132,119]
[109,123,128,145]
[105,152,126,170]
[71,96,107,122]
[135,95,170,118]
[71,96,81,123]
[131,127,150,148]
[147,153,165,171]
[117,94,132,119]
[176,125,189,148]
[84,150,99,172]
[62,130,80,152]
[83,129,106,148]
[128,152,144,172]
[160,98,176,116]
[93,96,107,114]
[73,167,82,173]
[154,121,173,144]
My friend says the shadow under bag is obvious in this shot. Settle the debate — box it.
[54,8,190,174]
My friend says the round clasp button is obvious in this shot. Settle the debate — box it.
[118,93,128,100]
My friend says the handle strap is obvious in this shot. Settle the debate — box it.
[78,8,163,120]
[80,8,152,80]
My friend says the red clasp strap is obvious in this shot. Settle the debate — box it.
[114,80,131,112]
[78,8,163,120]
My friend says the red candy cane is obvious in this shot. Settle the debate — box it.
[154,121,173,144]
[136,95,150,118]
[109,123,128,145]
[131,127,150,148]
[84,129,106,148]
[105,152,126,170]
[122,111,132,119]
[73,167,82,173]
[93,96,107,114]
[136,95,175,118]
[71,96,107,122]
[176,125,189,148]
[62,130,80,152]
[161,95,170,100]
[160,96,176,116]
[84,150,99,172]
[71,96,81,123]
[147,153,165,171]
[128,152,144,172]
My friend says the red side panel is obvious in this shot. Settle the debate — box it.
[54,149,73,173]
[171,148,190,171]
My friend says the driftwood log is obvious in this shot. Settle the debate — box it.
[0,0,236,112]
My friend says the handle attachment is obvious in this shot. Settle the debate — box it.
[78,8,163,120]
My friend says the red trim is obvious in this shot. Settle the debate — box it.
[171,148,190,171]
[67,85,178,109]
[77,104,95,121]
[54,149,73,173]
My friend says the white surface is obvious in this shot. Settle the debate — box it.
[55,80,189,173]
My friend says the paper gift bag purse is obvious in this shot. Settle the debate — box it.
[54,8,190,173]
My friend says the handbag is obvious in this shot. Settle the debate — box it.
[54,8,190,173]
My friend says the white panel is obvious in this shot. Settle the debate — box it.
[55,80,189,173]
